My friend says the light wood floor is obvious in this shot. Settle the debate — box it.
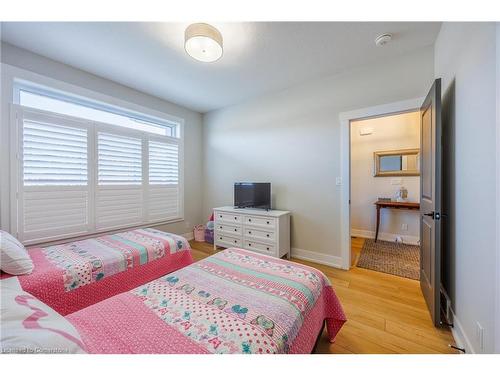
[189,238,457,354]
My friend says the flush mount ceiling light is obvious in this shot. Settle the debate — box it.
[185,23,223,63]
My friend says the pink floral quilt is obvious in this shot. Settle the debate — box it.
[14,228,193,315]
[68,248,347,354]
[39,228,189,291]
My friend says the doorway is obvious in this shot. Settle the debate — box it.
[349,111,421,279]
[339,97,424,271]
[339,80,443,327]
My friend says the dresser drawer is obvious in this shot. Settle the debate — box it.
[216,234,242,248]
[244,216,276,228]
[244,227,275,242]
[244,240,275,255]
[216,223,242,236]
[216,212,243,224]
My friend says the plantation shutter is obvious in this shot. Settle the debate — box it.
[17,110,91,243]
[95,130,144,230]
[12,105,183,245]
[147,138,180,221]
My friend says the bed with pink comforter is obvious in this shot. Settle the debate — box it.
[67,248,346,354]
[8,228,193,315]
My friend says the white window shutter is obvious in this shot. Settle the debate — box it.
[23,120,88,186]
[95,130,144,230]
[147,139,180,221]
[17,110,91,243]
[97,132,142,185]
[12,105,183,245]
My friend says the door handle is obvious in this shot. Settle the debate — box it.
[423,212,441,220]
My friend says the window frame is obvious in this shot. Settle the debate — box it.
[10,103,185,245]
[13,81,180,138]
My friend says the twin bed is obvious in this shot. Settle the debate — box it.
[1,228,346,354]
[2,228,193,315]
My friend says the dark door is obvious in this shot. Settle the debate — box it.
[420,79,442,326]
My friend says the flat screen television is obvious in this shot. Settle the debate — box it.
[234,182,271,210]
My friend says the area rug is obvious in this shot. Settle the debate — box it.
[357,239,420,280]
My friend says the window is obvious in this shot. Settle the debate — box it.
[16,85,178,137]
[11,86,183,244]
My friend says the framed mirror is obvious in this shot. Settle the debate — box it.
[374,148,420,177]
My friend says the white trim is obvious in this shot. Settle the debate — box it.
[291,247,343,269]
[351,228,419,246]
[441,287,473,354]
[450,307,475,354]
[339,97,424,270]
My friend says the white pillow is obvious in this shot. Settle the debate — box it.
[0,281,86,354]
[0,230,34,275]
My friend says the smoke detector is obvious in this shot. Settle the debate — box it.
[375,33,392,46]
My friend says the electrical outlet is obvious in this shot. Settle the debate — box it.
[335,177,342,186]
[401,223,408,231]
[476,322,484,351]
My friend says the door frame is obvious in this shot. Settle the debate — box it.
[338,97,424,269]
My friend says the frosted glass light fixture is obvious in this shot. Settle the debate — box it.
[185,23,223,62]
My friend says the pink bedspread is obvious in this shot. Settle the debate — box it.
[13,228,193,315]
[68,248,346,354]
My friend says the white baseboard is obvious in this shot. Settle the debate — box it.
[351,228,419,246]
[449,307,475,354]
[291,247,343,269]
[182,231,194,241]
[441,286,474,354]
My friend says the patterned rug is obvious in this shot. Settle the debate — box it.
[357,239,420,280]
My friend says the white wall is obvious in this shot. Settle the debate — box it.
[202,46,434,264]
[0,42,204,238]
[496,21,500,356]
[435,22,498,353]
[350,111,420,244]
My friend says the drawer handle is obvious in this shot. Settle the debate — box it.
[248,218,252,222]
[234,240,238,244]
[219,215,222,218]
[234,216,237,220]
[219,237,222,240]
[266,234,270,238]
[266,247,270,251]
[248,243,252,246]
[248,231,252,234]
[234,228,237,232]
[266,221,270,224]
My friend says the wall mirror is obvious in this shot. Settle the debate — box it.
[373,148,420,177]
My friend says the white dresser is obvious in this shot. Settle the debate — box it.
[213,206,291,259]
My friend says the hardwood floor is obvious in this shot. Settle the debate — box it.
[189,238,458,354]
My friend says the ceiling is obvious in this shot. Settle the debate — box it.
[1,22,441,113]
